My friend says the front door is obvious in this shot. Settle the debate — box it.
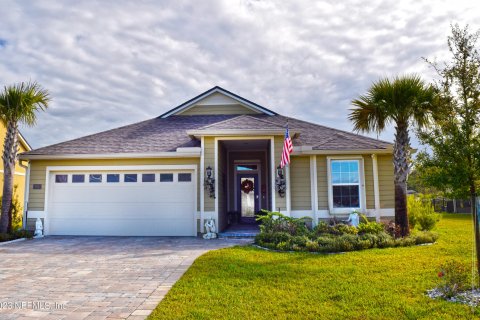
[237,173,259,223]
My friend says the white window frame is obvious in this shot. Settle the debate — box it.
[327,156,366,214]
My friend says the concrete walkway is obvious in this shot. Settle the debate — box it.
[0,236,251,319]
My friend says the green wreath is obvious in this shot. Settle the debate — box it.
[241,179,254,194]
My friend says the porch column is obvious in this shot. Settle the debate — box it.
[371,154,381,221]
[270,137,276,211]
[310,155,318,226]
[200,136,205,233]
[286,164,291,216]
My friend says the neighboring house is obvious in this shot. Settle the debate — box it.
[0,121,31,212]
[19,87,394,236]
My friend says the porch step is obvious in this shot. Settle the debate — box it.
[218,231,259,239]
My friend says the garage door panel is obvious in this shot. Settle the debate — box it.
[52,184,194,204]
[50,203,193,219]
[48,170,196,236]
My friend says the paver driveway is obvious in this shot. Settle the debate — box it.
[0,236,250,320]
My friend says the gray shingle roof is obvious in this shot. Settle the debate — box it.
[22,114,392,156]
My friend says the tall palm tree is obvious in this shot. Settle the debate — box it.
[349,75,436,237]
[0,82,49,233]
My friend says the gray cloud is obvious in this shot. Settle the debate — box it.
[0,0,478,149]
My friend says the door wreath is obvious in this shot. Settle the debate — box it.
[241,179,254,194]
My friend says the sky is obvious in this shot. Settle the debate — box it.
[0,0,479,149]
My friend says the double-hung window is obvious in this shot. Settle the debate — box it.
[330,159,361,210]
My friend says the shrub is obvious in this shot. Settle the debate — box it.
[0,185,23,231]
[313,222,357,236]
[255,231,291,246]
[408,195,439,231]
[256,210,309,235]
[412,231,438,245]
[357,221,384,235]
[437,260,470,298]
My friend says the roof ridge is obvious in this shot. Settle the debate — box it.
[248,115,286,128]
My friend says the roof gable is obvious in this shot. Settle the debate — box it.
[159,86,277,118]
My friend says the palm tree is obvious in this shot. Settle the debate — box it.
[0,82,49,233]
[349,75,436,237]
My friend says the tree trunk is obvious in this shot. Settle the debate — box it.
[393,122,410,237]
[470,185,480,286]
[0,121,19,234]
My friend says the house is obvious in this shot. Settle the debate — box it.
[0,121,31,214]
[19,86,394,236]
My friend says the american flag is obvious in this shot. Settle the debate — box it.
[280,126,293,168]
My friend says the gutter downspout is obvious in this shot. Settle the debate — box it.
[19,160,30,230]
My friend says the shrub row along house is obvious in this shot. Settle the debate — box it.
[19,87,394,236]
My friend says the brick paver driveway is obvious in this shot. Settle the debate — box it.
[0,236,249,320]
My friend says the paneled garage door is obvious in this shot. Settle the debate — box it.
[47,169,196,236]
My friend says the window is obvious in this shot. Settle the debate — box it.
[236,164,257,171]
[124,174,137,182]
[89,174,102,183]
[160,173,173,182]
[178,173,192,182]
[55,174,68,183]
[72,174,85,183]
[107,174,120,183]
[330,160,361,209]
[142,173,155,182]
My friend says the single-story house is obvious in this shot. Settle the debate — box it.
[19,86,394,236]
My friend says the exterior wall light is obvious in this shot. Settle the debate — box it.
[204,166,215,198]
[275,165,286,198]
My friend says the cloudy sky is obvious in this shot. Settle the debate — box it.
[0,0,479,149]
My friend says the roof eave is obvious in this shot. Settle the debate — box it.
[293,148,393,155]
[187,129,293,137]
[19,150,201,160]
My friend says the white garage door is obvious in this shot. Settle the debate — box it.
[47,169,196,236]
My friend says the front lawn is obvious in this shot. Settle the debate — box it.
[149,214,477,319]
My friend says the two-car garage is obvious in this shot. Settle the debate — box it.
[44,166,197,236]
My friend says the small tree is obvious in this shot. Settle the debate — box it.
[350,75,436,237]
[0,82,49,233]
[416,24,480,283]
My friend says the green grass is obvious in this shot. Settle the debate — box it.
[149,214,479,319]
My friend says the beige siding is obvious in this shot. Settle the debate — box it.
[203,137,215,212]
[290,156,311,210]
[274,136,286,211]
[363,155,375,209]
[27,158,200,211]
[378,154,394,208]
[316,156,328,210]
[180,104,260,116]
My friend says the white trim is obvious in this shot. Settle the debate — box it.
[310,155,319,226]
[200,136,205,233]
[326,156,366,214]
[44,164,198,236]
[19,151,201,160]
[291,210,314,218]
[285,164,291,216]
[371,154,381,222]
[161,87,276,118]
[270,137,276,211]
